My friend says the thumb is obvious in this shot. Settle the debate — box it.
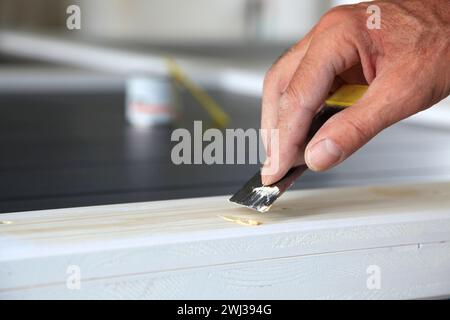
[305,74,419,171]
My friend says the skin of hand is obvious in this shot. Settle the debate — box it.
[261,0,450,186]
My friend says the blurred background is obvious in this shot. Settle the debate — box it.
[1,0,350,41]
[0,0,449,213]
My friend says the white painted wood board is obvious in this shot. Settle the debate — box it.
[1,181,450,299]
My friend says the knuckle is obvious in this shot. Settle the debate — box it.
[263,67,276,88]
[320,6,351,24]
[318,5,363,31]
[282,86,301,109]
[280,86,314,116]
[263,62,293,96]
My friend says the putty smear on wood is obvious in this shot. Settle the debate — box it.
[219,215,262,226]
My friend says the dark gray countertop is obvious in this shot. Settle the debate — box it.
[1,89,450,213]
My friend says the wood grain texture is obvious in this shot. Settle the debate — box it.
[1,181,450,299]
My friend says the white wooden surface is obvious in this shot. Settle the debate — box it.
[1,181,450,299]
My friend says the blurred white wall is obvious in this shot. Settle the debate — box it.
[80,0,331,43]
[81,0,245,43]
[332,0,366,5]
[0,0,365,44]
[259,0,325,40]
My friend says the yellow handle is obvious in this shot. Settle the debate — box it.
[325,84,368,107]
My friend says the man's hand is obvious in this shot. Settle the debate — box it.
[261,0,450,185]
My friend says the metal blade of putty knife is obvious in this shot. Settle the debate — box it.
[229,165,308,212]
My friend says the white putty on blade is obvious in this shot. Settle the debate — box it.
[248,186,280,212]
[229,165,307,212]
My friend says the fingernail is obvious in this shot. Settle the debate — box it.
[261,174,270,186]
[261,176,270,186]
[306,138,343,171]
[261,159,272,185]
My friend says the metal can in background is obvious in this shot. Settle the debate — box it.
[126,75,174,127]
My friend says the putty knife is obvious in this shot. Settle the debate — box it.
[229,84,368,212]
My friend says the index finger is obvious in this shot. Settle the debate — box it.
[261,31,314,155]
[262,27,362,185]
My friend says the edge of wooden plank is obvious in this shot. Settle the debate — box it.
[1,181,450,296]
